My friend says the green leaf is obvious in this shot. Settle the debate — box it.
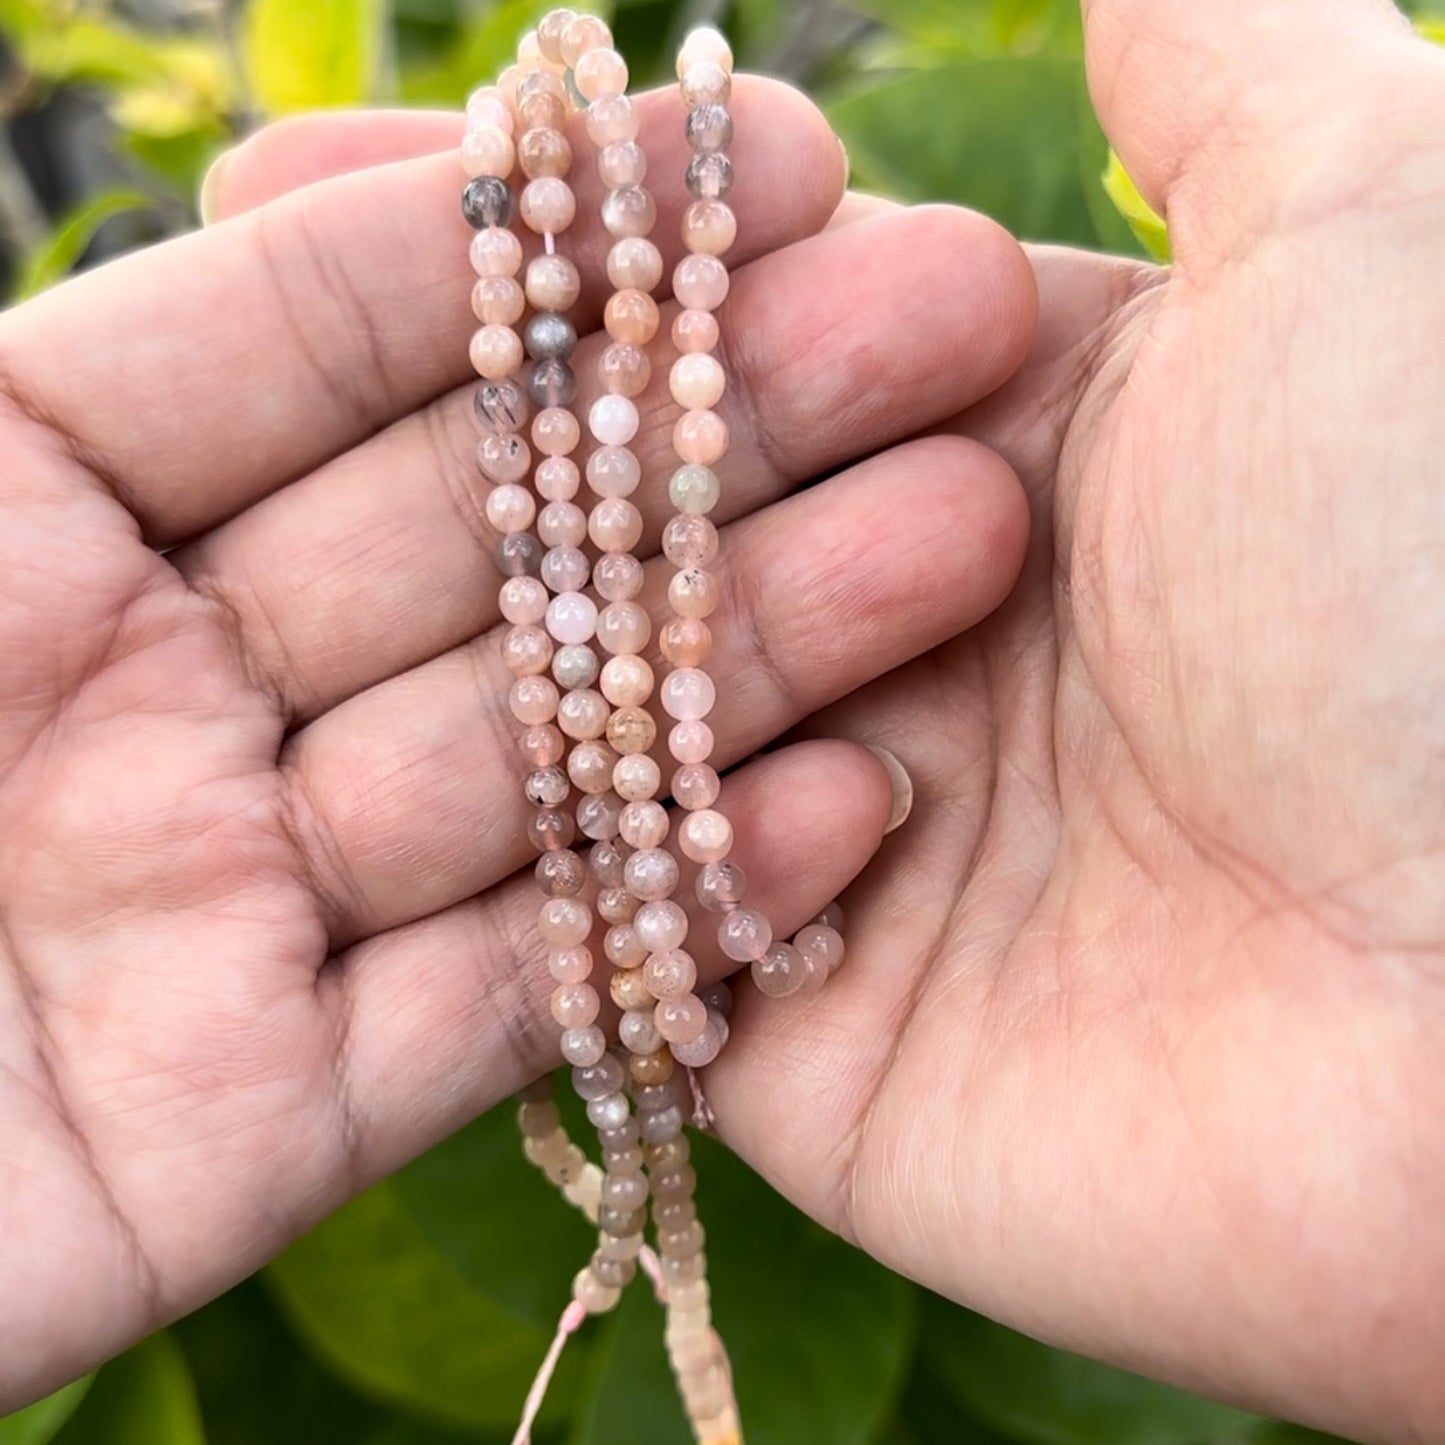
[266,1178,582,1432]
[897,1359,1016,1444]
[51,1334,204,1445]
[243,0,387,115]
[1102,149,1171,261]
[827,57,1106,247]
[12,190,155,301]
[1420,20,1445,42]
[17,19,170,88]
[921,1293,1268,1445]
[845,0,1079,56]
[0,1378,92,1445]
[571,1134,915,1445]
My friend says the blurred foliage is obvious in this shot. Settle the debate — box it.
[0,0,1435,1440]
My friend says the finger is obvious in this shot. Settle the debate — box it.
[0,78,844,546]
[280,433,1026,944]
[204,109,461,220]
[324,738,894,1176]
[176,203,1036,721]
[1082,0,1420,224]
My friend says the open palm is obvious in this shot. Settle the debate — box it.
[2,2,1442,1442]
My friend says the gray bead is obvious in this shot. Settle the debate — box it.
[496,531,542,577]
[685,152,733,200]
[685,103,733,154]
[528,358,576,408]
[473,379,528,435]
[462,176,513,229]
[524,311,576,362]
[552,643,599,690]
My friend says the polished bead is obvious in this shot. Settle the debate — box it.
[668,716,715,763]
[681,199,737,256]
[590,838,627,888]
[668,468,720,520]
[658,617,712,667]
[752,940,805,997]
[647,1136,691,1170]
[536,7,575,62]
[677,26,733,78]
[671,1010,728,1069]
[525,253,581,312]
[536,846,586,897]
[663,514,719,567]
[536,455,579,503]
[539,896,591,947]
[597,600,650,655]
[700,981,733,1018]
[607,236,663,292]
[561,13,613,66]
[520,722,565,766]
[669,568,720,620]
[575,46,628,102]
[601,184,657,238]
[644,948,697,1000]
[613,752,661,802]
[589,498,644,554]
[598,138,647,188]
[661,667,716,721]
[594,552,645,602]
[625,846,679,901]
[462,125,515,179]
[604,289,660,345]
[620,799,668,849]
[598,1203,645,1237]
[524,764,570,807]
[600,653,653,707]
[477,432,532,484]
[557,687,609,740]
[518,1099,560,1137]
[521,176,576,233]
[527,805,576,852]
[568,739,616,794]
[680,58,731,107]
[601,1170,648,1210]
[655,993,707,1045]
[548,943,592,983]
[578,790,625,841]
[586,91,637,146]
[474,379,529,434]
[525,310,576,361]
[685,151,733,200]
[640,1104,685,1143]
[672,308,720,355]
[485,482,535,534]
[502,623,551,676]
[596,885,636,924]
[586,1090,630,1130]
[586,444,642,498]
[553,643,600,691]
[619,1007,663,1055]
[598,342,651,399]
[496,531,543,577]
[469,324,523,380]
[651,1162,697,1200]
[653,1197,696,1230]
[560,1025,607,1067]
[794,922,846,976]
[516,28,545,70]
[670,352,726,409]
[672,763,720,811]
[517,125,572,179]
[719,907,772,962]
[545,590,598,645]
[685,103,733,154]
[518,88,566,132]
[552,981,600,1027]
[589,1253,636,1289]
[540,543,589,593]
[462,176,513,228]
[500,575,548,625]
[589,394,640,446]
[815,900,845,930]
[674,253,730,311]
[470,224,523,277]
[660,1219,707,1259]
[516,68,565,104]
[573,1266,620,1314]
[634,900,688,953]
[528,357,577,408]
[610,967,650,1011]
[538,499,586,548]
[630,1048,674,1085]
[674,409,728,465]
[678,808,732,863]
[465,87,513,135]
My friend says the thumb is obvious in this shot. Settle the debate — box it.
[1082,0,1430,248]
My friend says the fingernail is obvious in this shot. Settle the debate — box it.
[198,149,233,227]
[866,745,913,835]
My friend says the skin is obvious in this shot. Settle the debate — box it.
[0,0,1440,1438]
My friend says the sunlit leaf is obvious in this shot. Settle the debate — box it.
[244,0,387,115]
[13,190,154,301]
[571,1134,914,1445]
[266,1179,582,1433]
[51,1334,204,1445]
[1102,149,1170,261]
[920,1293,1269,1445]
[0,1378,92,1445]
[19,18,171,88]
[1419,19,1445,42]
[109,39,232,137]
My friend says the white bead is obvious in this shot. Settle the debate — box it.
[546,591,599,645]
[589,394,640,446]
[676,26,733,78]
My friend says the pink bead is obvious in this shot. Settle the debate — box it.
[599,343,651,399]
[500,575,548,625]
[548,946,593,984]
[662,514,719,568]
[601,653,653,706]
[465,88,514,135]
[668,719,714,764]
[541,545,591,594]
[644,949,697,1001]
[620,799,669,849]
[476,433,531,484]
[485,483,535,533]
[672,309,719,354]
[601,185,656,239]
[660,667,716,721]
[598,140,647,188]
[560,1026,607,1067]
[588,498,643,554]
[669,568,720,620]
[673,409,728,465]
[568,740,616,794]
[597,600,651,655]
[681,199,737,256]
[589,395,640,447]
[752,942,806,998]
[607,237,663,292]
[545,591,598,645]
[635,904,688,958]
[676,26,733,78]
[551,982,600,1028]
[613,752,661,802]
[619,1008,663,1055]
[586,91,637,146]
[525,254,581,311]
[605,925,647,969]
[594,554,644,603]
[562,13,614,66]
[471,276,524,326]
[462,125,514,181]
[469,226,522,277]
[537,500,586,548]
[625,847,680,902]
[575,47,628,102]
[794,922,846,975]
[672,763,720,810]
[670,353,725,410]
[502,624,551,676]
[579,790,625,842]
[536,456,580,502]
[696,860,747,912]
[533,406,580,457]
[557,688,609,740]
[586,445,641,498]
[520,176,576,234]
[673,254,730,311]
[669,1010,727,1067]
[678,809,732,864]
[655,993,708,1045]
[520,722,565,767]
[719,908,772,963]
[470,325,523,380]
[510,675,560,725]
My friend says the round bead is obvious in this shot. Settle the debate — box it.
[477,432,532,484]
[613,752,661,802]
[589,498,644,554]
[540,544,590,594]
[527,805,575,852]
[560,1026,607,1067]
[668,464,721,514]
[545,590,598,645]
[673,763,720,811]
[557,687,609,741]
[668,717,715,763]
[575,47,628,101]
[671,1011,727,1068]
[589,395,640,447]
[503,624,551,676]
[525,311,577,361]
[752,941,805,998]
[635,900,688,953]
[525,253,581,311]
[625,847,680,901]
[677,27,734,79]
[681,199,737,255]
[536,848,586,896]
[680,59,731,107]
[466,87,513,134]
[794,922,846,976]
[517,125,572,179]
[568,739,616,794]
[573,1266,620,1315]
[620,799,669,849]
[639,1104,685,1144]
[586,444,642,498]
[469,224,523,278]
[510,675,559,725]
[669,568,721,620]
[462,125,515,180]
[524,764,570,808]
[663,514,719,567]
[586,1091,631,1130]
[539,896,592,947]
[674,254,730,311]
[600,653,653,707]
[597,886,637,924]
[719,907,772,962]
[548,944,592,983]
[685,103,733,154]
[660,667,716,721]
[619,1008,663,1055]
[674,410,729,465]
[485,483,535,534]
[500,575,548,625]
[672,308,720,355]
[655,994,708,1045]
[685,151,733,200]
[520,722,565,766]
[578,791,625,842]
[587,91,638,146]
[462,176,513,228]
[631,1049,675,1085]
[605,289,660,345]
[594,553,645,602]
[561,13,613,66]
[518,88,566,132]
[553,643,600,691]
[599,139,647,188]
[607,704,656,756]
[598,600,651,655]
[590,839,628,888]
[602,185,657,238]
[536,8,575,63]
[599,342,651,399]
[678,808,732,863]
[670,352,726,410]
[497,531,542,577]
[520,176,576,233]
[552,982,600,1027]
[607,236,664,292]
[538,499,586,548]
[611,967,651,1011]
[469,324,523,380]
[537,457,582,502]
[528,357,577,409]
[644,949,697,1001]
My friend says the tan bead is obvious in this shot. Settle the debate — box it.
[605,288,660,345]
[510,675,559,725]
[517,125,572,179]
[613,752,661,802]
[518,89,566,132]
[536,7,575,63]
[586,91,637,145]
[551,981,600,1028]
[620,799,669,848]
[598,140,646,188]
[462,125,515,180]
[607,237,664,293]
[558,687,609,740]
[525,253,581,312]
[601,653,654,707]
[660,616,713,667]
[610,967,651,1011]
[589,497,644,553]
[502,623,551,676]
[575,46,628,102]
[669,567,721,620]
[676,26,733,78]
[670,352,726,410]
[679,809,733,864]
[680,60,730,108]
[517,1099,560,1137]
[561,12,612,65]
[568,739,617,794]
[681,199,737,256]
[607,705,657,756]
[599,342,651,400]
[469,324,523,380]
[471,276,524,327]
[520,176,576,234]
[630,1047,674,1085]
[470,225,522,278]
[597,600,651,655]
[674,410,728,465]
[672,308,720,354]
[674,254,730,311]
[532,406,580,457]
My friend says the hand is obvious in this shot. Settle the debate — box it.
[0,79,1036,1404]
